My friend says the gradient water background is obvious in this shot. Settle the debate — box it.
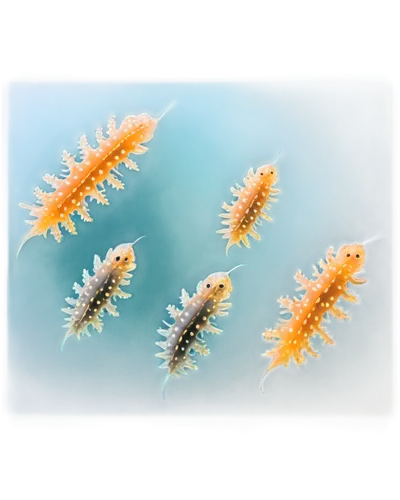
[8,82,392,414]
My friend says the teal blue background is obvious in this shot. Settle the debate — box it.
[8,83,393,414]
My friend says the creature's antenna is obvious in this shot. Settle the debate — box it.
[162,374,170,400]
[227,264,245,275]
[131,235,146,246]
[362,236,383,246]
[158,101,178,121]
[272,149,282,165]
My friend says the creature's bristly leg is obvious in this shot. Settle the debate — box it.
[295,270,310,290]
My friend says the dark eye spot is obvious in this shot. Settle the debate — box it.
[206,284,211,288]
[270,171,273,174]
[346,254,350,257]
[356,254,360,258]
[219,284,224,288]
[116,256,120,262]
[124,257,128,262]
[260,172,264,176]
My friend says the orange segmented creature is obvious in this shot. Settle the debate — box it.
[61,236,145,350]
[260,238,380,393]
[156,265,243,399]
[217,152,281,254]
[18,103,176,256]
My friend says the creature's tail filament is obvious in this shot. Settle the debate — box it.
[61,331,74,352]
[259,358,281,394]
[16,227,38,258]
[162,374,171,400]
[259,370,270,394]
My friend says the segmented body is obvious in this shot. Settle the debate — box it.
[217,162,279,253]
[156,271,234,397]
[61,242,138,350]
[261,243,367,389]
[18,110,165,253]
